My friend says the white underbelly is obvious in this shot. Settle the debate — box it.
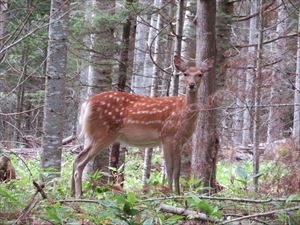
[117,127,161,147]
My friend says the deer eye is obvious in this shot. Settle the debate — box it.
[198,74,203,77]
[183,72,188,77]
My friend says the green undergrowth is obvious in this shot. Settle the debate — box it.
[0,149,299,225]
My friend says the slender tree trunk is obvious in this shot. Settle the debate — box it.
[241,0,257,147]
[0,0,7,62]
[15,50,28,142]
[230,1,248,146]
[252,0,264,192]
[293,11,300,148]
[84,0,115,181]
[216,0,234,146]
[182,0,196,61]
[267,0,287,143]
[142,0,159,96]
[118,0,135,91]
[127,6,137,89]
[150,0,168,97]
[161,2,175,96]
[111,0,137,183]
[132,0,150,95]
[142,147,153,185]
[172,0,185,96]
[14,0,32,144]
[191,0,218,191]
[143,0,171,185]
[41,0,70,177]
[180,0,196,179]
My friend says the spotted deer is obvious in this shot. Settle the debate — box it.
[72,56,213,197]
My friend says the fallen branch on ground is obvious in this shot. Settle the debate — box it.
[143,195,300,203]
[160,203,217,222]
[221,206,300,224]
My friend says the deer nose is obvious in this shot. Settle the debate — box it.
[189,83,196,90]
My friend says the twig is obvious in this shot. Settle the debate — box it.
[32,180,47,199]
[220,206,300,224]
[59,199,102,204]
[0,105,43,116]
[160,203,217,222]
[14,192,42,225]
[142,195,300,203]
[62,135,76,145]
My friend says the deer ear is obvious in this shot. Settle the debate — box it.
[201,58,214,72]
[174,55,186,72]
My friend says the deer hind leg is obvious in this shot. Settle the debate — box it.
[72,144,93,198]
[162,139,174,192]
[72,135,117,198]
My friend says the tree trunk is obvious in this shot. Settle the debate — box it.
[191,0,218,191]
[0,0,7,62]
[41,0,69,178]
[118,0,135,91]
[15,49,28,143]
[252,0,264,192]
[132,0,150,95]
[179,0,196,179]
[267,0,287,143]
[172,0,185,97]
[142,0,159,96]
[216,0,234,146]
[84,0,115,182]
[293,11,300,148]
[142,148,153,185]
[241,0,257,147]
[143,0,170,185]
[14,0,33,144]
[182,0,196,61]
[231,2,249,146]
[150,0,169,97]
[161,2,175,96]
[111,0,137,183]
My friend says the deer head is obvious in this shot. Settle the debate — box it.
[174,55,214,93]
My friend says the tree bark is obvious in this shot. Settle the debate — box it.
[293,11,300,148]
[241,0,257,147]
[150,0,165,97]
[161,2,175,96]
[182,0,196,61]
[252,0,264,192]
[111,0,137,183]
[118,0,135,91]
[191,0,218,191]
[41,0,70,178]
[172,0,185,97]
[0,0,7,62]
[142,147,153,185]
[84,0,115,182]
[132,0,150,95]
[267,0,287,144]
[142,0,159,96]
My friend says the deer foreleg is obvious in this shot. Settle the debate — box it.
[162,140,174,192]
[173,147,181,194]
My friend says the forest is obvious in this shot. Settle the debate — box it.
[0,0,300,224]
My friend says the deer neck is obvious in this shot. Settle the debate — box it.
[172,91,199,144]
[185,90,198,108]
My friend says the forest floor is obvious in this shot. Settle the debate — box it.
[0,144,299,225]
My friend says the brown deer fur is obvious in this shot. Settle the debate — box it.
[72,56,213,197]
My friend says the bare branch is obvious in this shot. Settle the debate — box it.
[221,206,300,224]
